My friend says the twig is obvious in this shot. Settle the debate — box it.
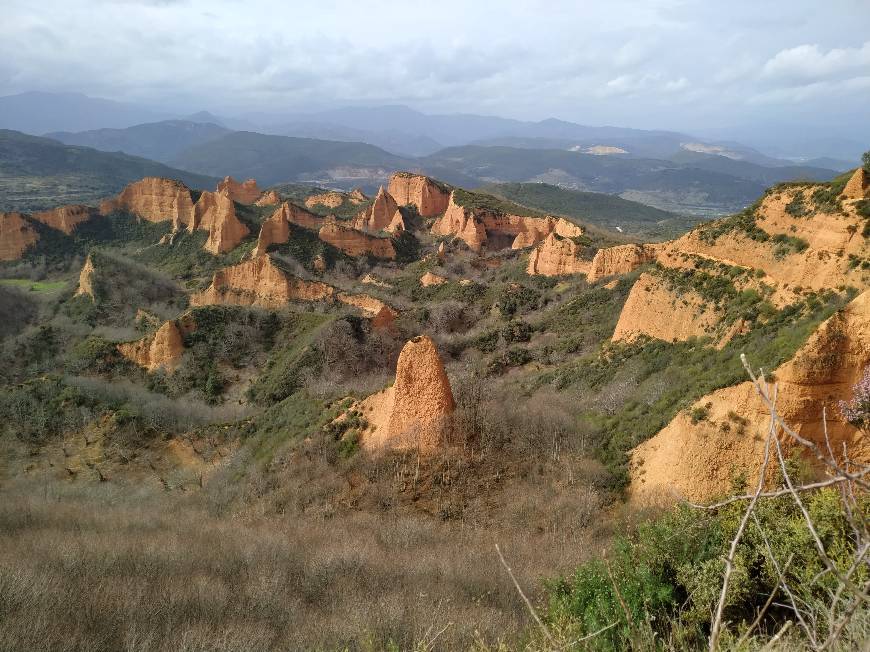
[709,382,777,652]
[559,621,618,649]
[733,554,794,649]
[495,543,556,647]
[605,560,635,632]
[758,620,793,651]
[687,473,869,510]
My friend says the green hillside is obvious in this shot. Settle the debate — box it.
[479,181,700,239]
[0,130,219,212]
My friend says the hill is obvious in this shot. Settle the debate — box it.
[478,182,697,239]
[46,120,232,163]
[0,130,219,212]
[170,131,411,188]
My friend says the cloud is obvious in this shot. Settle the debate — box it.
[761,42,870,83]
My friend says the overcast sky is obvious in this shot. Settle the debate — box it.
[2,0,869,140]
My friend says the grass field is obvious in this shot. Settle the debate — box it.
[0,278,67,293]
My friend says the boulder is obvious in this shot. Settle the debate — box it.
[420,271,447,287]
[0,212,39,261]
[318,222,396,259]
[387,172,451,217]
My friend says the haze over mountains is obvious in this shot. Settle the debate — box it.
[0,91,855,216]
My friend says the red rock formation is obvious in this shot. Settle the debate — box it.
[349,188,369,204]
[587,244,660,282]
[430,193,488,252]
[420,271,447,287]
[318,222,396,259]
[31,205,96,235]
[217,176,261,204]
[436,242,447,262]
[192,189,250,254]
[843,168,869,200]
[305,191,344,209]
[387,172,451,217]
[337,292,398,328]
[0,212,39,261]
[75,254,96,298]
[255,190,280,206]
[100,177,195,229]
[191,255,334,309]
[527,232,590,276]
[117,320,185,372]
[386,210,405,233]
[352,186,398,232]
[630,290,870,504]
[355,336,455,451]
[253,202,324,257]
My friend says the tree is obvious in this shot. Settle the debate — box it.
[863,150,870,173]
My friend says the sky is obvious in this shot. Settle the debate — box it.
[2,0,869,144]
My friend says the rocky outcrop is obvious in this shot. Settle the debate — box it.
[75,254,96,299]
[31,205,96,235]
[587,244,660,282]
[318,222,396,259]
[352,186,398,232]
[431,193,488,252]
[386,210,405,233]
[612,272,722,343]
[387,172,451,217]
[527,232,590,276]
[192,189,250,254]
[191,255,334,309]
[354,336,455,451]
[337,292,397,328]
[305,191,344,209]
[630,291,870,504]
[252,202,324,256]
[100,177,195,229]
[349,188,368,204]
[361,273,391,288]
[255,190,280,206]
[843,168,869,200]
[118,320,185,372]
[420,271,447,287]
[431,191,582,252]
[0,212,39,261]
[437,242,447,262]
[217,176,261,204]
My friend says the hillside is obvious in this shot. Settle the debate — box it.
[423,145,838,215]
[479,182,697,239]
[170,131,411,187]
[0,130,219,211]
[46,120,232,163]
[1,164,869,650]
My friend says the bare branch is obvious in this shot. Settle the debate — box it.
[495,543,556,648]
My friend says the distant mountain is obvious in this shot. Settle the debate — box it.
[0,129,218,212]
[263,120,443,157]
[801,157,857,173]
[0,92,171,135]
[46,120,232,163]
[170,131,411,188]
[667,151,838,186]
[479,182,698,240]
[421,145,766,214]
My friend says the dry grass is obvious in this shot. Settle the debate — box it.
[0,476,603,651]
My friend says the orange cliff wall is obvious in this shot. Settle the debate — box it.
[387,173,450,217]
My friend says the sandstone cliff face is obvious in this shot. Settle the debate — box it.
[612,272,722,343]
[843,168,868,200]
[255,190,280,206]
[337,292,397,328]
[253,202,324,256]
[0,212,39,261]
[318,222,396,259]
[387,172,450,217]
[630,291,870,504]
[386,210,405,233]
[117,320,185,372]
[192,189,250,254]
[191,255,334,309]
[352,186,398,232]
[31,205,96,235]
[527,232,590,276]
[420,271,447,287]
[432,191,582,252]
[101,177,195,229]
[75,254,96,299]
[587,244,660,282]
[217,176,261,204]
[430,193,488,251]
[355,336,455,451]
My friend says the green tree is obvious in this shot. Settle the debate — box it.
[863,150,870,173]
